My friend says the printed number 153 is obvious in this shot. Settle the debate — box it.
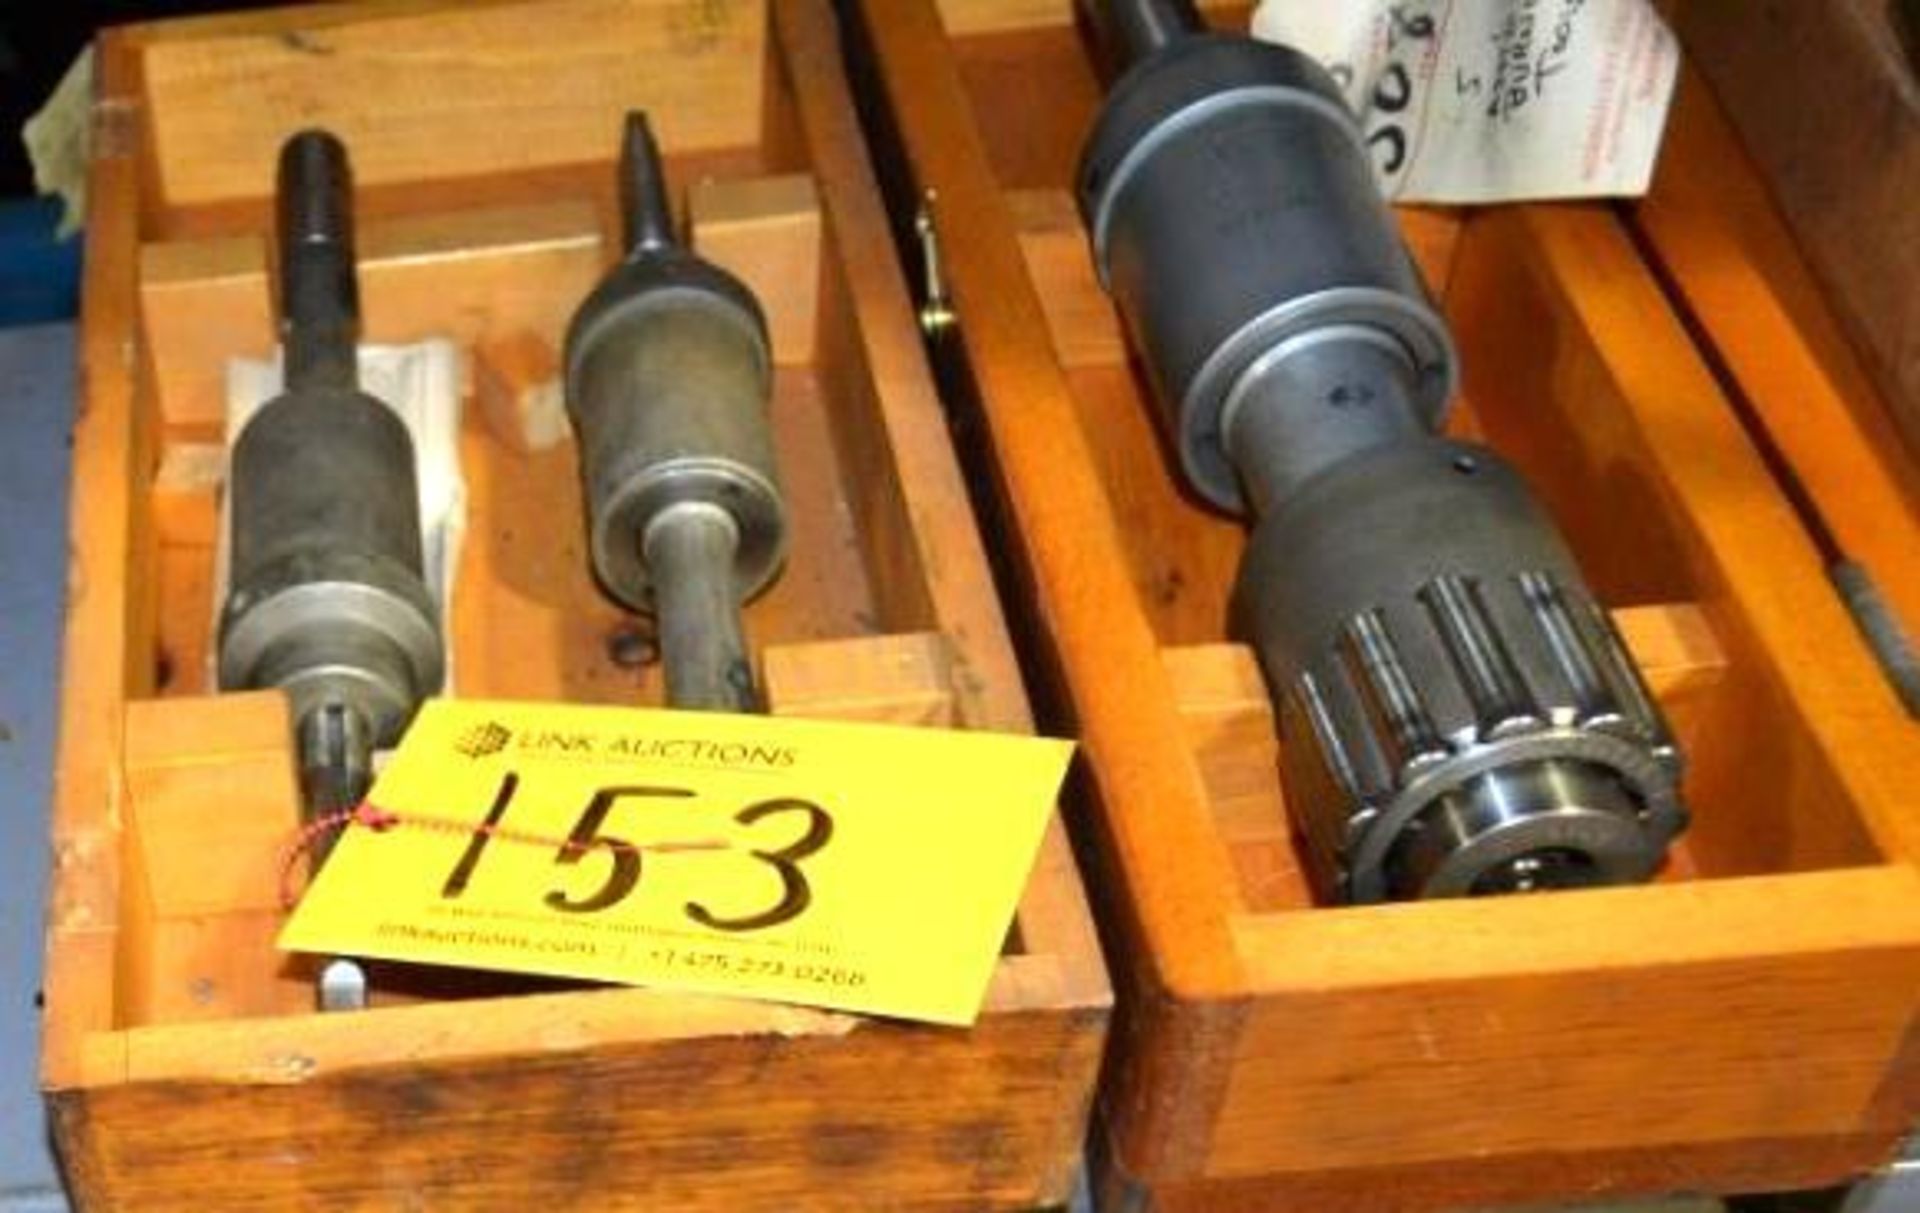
[438,771,834,933]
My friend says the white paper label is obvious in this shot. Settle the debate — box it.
[1251,0,1680,203]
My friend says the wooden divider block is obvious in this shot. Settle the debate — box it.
[122,691,300,918]
[1006,191,1127,369]
[690,174,823,366]
[763,632,958,727]
[1165,603,1729,764]
[139,201,605,432]
[140,235,267,439]
[151,441,223,548]
[121,692,311,1024]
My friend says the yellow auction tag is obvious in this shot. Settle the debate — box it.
[279,699,1072,1025]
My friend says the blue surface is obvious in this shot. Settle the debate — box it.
[0,323,74,1208]
[0,202,81,328]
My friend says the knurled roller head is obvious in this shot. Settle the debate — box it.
[1232,441,1686,902]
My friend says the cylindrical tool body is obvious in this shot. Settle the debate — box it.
[566,261,784,615]
[220,385,442,749]
[1079,35,1453,511]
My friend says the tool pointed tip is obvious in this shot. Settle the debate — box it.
[622,109,656,153]
[618,110,677,256]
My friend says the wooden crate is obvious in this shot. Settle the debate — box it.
[45,1,1110,1208]
[849,2,1920,1209]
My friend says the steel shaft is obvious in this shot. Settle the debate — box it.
[1078,3,1686,900]
[1098,0,1203,63]
[645,504,755,711]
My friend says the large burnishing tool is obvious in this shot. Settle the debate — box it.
[565,113,785,712]
[1078,1,1687,901]
[220,131,444,1006]
[220,131,444,840]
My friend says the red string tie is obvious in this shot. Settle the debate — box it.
[279,801,727,909]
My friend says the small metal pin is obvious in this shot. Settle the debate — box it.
[914,193,956,337]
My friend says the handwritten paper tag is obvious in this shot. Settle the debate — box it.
[280,699,1072,1026]
[1252,0,1680,202]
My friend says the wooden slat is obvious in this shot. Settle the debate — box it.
[1630,66,1920,646]
[765,632,958,728]
[690,173,823,366]
[1217,867,1920,1182]
[43,32,145,1090]
[1004,191,1127,368]
[936,0,1244,37]
[937,0,1085,34]
[136,0,767,209]
[772,0,1108,1004]
[1673,0,1920,455]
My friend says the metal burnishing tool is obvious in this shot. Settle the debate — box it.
[219,130,445,1008]
[1078,0,1687,901]
[565,113,786,712]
